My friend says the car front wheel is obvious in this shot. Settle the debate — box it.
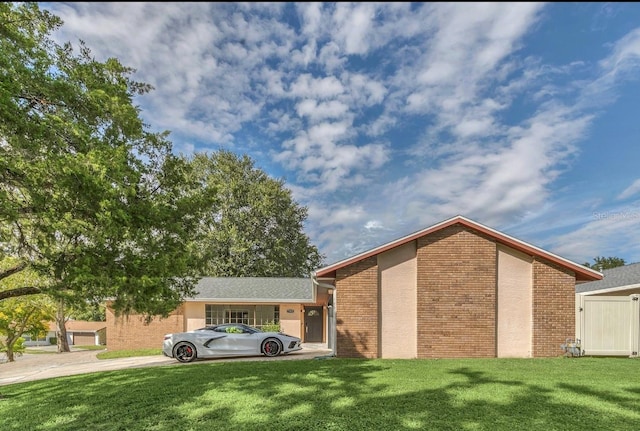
[173,341,197,363]
[262,338,283,357]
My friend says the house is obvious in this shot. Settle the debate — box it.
[315,215,602,359]
[106,277,330,350]
[575,263,640,357]
[24,320,107,347]
[107,215,602,358]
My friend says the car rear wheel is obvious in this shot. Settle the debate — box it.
[262,338,283,357]
[173,341,197,363]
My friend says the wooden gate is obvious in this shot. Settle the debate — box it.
[576,294,639,357]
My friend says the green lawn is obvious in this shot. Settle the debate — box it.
[0,357,638,431]
[96,348,162,359]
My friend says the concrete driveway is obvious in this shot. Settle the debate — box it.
[0,344,333,386]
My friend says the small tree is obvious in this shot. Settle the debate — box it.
[0,296,55,362]
[0,337,25,361]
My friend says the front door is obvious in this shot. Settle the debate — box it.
[304,306,323,343]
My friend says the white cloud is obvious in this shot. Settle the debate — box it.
[551,210,640,264]
[618,179,640,200]
[364,220,384,230]
[295,99,350,122]
[289,74,345,99]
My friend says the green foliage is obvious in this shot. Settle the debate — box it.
[188,150,324,277]
[260,321,281,332]
[583,256,626,272]
[0,290,55,361]
[0,336,25,358]
[68,301,106,322]
[225,326,244,334]
[0,259,56,361]
[0,3,210,317]
[0,358,639,430]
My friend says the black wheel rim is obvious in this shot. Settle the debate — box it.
[264,340,281,356]
[176,344,194,361]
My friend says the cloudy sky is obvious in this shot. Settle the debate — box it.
[41,2,640,267]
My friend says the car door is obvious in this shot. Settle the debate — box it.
[231,326,261,355]
[204,324,258,356]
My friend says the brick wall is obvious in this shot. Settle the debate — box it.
[416,225,497,358]
[106,303,185,350]
[532,258,576,357]
[335,257,379,358]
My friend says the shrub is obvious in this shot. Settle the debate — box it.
[261,321,280,333]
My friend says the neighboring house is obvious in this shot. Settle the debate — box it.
[575,263,640,357]
[106,215,603,358]
[24,320,107,347]
[106,277,330,350]
[576,262,640,296]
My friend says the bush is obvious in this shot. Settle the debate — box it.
[49,337,57,345]
[261,321,280,333]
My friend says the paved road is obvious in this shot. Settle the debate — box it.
[0,344,333,386]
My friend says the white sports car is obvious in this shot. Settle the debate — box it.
[162,323,303,363]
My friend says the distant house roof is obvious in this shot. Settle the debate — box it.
[49,321,107,332]
[188,277,315,303]
[576,262,640,294]
[315,215,603,282]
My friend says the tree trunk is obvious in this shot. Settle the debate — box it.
[4,335,16,362]
[56,299,70,353]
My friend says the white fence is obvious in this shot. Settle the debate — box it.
[576,294,639,357]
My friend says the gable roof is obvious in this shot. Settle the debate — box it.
[576,262,640,294]
[315,215,602,282]
[188,277,315,303]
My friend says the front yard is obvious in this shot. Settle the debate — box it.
[0,357,638,430]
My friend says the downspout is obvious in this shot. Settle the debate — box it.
[311,271,337,358]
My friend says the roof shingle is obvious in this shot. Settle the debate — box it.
[189,277,314,303]
[576,262,640,293]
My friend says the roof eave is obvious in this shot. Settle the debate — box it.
[315,215,603,282]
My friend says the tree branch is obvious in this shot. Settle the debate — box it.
[0,261,27,281]
[0,286,42,301]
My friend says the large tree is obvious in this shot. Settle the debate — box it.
[0,3,207,318]
[189,151,323,277]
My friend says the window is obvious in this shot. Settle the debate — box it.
[205,305,280,329]
[226,309,249,324]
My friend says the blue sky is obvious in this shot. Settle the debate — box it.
[41,2,640,267]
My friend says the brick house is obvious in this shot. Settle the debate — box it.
[106,277,330,350]
[107,215,602,358]
[315,215,602,359]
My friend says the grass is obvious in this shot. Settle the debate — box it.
[75,345,108,351]
[96,348,162,359]
[0,357,638,431]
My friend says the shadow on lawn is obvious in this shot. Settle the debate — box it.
[1,358,640,430]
